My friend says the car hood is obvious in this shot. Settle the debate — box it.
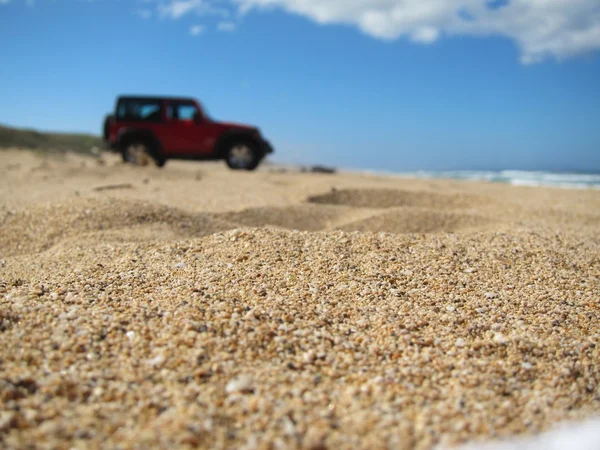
[216,121,257,131]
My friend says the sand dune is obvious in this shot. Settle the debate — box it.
[307,188,495,210]
[0,149,599,450]
[216,204,379,232]
[0,197,236,257]
[336,207,492,234]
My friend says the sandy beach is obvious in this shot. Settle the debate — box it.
[1,149,599,449]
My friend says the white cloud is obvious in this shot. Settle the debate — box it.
[158,0,229,19]
[190,24,205,35]
[217,21,237,31]
[232,0,600,63]
[154,0,600,63]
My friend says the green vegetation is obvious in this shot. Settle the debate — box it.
[0,124,103,155]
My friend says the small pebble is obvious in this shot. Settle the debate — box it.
[147,354,165,367]
[226,375,254,394]
[493,333,508,344]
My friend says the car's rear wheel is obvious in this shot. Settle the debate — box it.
[225,141,260,171]
[122,141,165,168]
[122,142,152,166]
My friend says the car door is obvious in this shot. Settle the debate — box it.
[164,101,204,155]
[116,98,166,140]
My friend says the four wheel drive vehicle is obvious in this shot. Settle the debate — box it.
[103,96,274,170]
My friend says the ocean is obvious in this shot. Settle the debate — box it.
[359,170,600,190]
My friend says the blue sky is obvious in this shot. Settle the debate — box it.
[1,0,599,171]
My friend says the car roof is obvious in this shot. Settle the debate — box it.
[117,95,197,103]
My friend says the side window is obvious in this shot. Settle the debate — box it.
[117,100,162,122]
[167,103,198,121]
[140,104,161,121]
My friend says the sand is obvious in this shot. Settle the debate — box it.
[0,149,599,450]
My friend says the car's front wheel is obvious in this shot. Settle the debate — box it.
[225,141,261,171]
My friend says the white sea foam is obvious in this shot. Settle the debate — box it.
[349,169,600,190]
[450,417,600,450]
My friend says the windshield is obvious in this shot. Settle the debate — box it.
[198,102,214,122]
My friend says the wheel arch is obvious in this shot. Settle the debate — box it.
[117,129,163,158]
[214,129,260,159]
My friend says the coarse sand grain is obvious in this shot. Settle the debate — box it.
[0,149,599,449]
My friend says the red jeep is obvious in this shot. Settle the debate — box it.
[103,96,274,170]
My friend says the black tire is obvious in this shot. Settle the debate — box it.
[121,140,153,167]
[121,137,166,168]
[224,140,261,171]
